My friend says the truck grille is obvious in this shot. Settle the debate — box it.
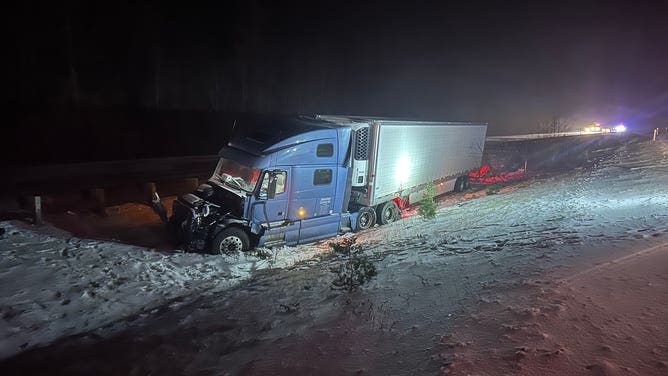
[354,127,370,160]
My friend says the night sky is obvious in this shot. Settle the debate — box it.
[9,1,668,140]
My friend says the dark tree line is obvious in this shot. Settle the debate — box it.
[9,1,368,115]
[10,0,665,156]
[7,2,375,164]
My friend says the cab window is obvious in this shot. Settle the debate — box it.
[313,169,333,185]
[317,143,334,157]
[259,171,287,198]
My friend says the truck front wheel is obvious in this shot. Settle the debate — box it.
[212,227,250,255]
[355,207,376,232]
[376,201,399,225]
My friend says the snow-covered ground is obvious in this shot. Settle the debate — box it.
[0,222,331,360]
[1,136,668,375]
[446,240,668,376]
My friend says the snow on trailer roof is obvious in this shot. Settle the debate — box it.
[315,114,487,127]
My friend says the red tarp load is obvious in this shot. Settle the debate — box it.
[469,165,534,184]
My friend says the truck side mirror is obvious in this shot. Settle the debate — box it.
[267,174,278,199]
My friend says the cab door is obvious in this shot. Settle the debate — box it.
[252,169,289,227]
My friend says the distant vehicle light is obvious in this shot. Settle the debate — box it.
[583,126,601,133]
[614,124,626,132]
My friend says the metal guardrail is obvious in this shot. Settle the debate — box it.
[3,155,219,195]
[485,131,611,142]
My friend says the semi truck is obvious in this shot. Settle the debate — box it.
[162,115,487,253]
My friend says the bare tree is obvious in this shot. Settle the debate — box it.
[539,113,570,134]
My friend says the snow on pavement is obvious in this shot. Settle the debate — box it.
[441,138,668,375]
[444,240,668,376]
[0,222,329,360]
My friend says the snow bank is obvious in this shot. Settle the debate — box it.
[0,222,328,360]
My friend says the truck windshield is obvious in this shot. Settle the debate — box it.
[211,158,261,193]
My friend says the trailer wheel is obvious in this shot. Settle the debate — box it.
[355,207,376,232]
[376,201,399,225]
[461,176,470,191]
[212,227,249,255]
[454,177,467,192]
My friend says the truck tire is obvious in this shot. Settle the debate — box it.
[460,176,470,191]
[212,227,250,255]
[355,207,376,232]
[376,201,399,225]
[454,176,467,192]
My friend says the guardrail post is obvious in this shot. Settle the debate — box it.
[31,196,43,225]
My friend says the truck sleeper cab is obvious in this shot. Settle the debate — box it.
[167,115,487,253]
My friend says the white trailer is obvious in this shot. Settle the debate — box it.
[316,115,487,208]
